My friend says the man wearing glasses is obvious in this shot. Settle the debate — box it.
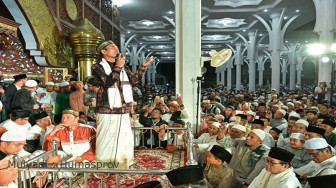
[248,147,301,188]
[304,138,336,187]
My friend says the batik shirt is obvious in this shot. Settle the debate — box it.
[43,123,96,162]
[91,59,147,114]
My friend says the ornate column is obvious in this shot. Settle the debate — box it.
[257,56,265,86]
[288,43,298,90]
[175,0,201,131]
[313,0,336,84]
[120,34,126,56]
[281,59,288,86]
[151,60,159,85]
[220,65,225,86]
[69,19,104,81]
[129,45,138,73]
[146,69,152,85]
[216,67,220,85]
[269,13,282,91]
[254,10,299,91]
[235,43,242,91]
[139,52,146,85]
[226,57,233,90]
[296,55,304,87]
[247,32,257,91]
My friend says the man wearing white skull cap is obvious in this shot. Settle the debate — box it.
[279,133,311,169]
[40,82,56,104]
[304,138,336,188]
[0,130,27,188]
[191,121,221,165]
[217,122,270,186]
[11,80,48,117]
[269,110,287,131]
[229,124,246,140]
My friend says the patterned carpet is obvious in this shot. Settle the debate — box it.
[53,149,187,188]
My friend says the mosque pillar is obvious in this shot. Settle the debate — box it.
[151,60,159,85]
[269,13,282,91]
[259,70,264,86]
[235,43,242,91]
[257,56,265,86]
[120,34,126,56]
[288,43,298,90]
[146,70,152,85]
[130,45,138,73]
[254,10,298,91]
[226,57,233,90]
[69,19,104,81]
[281,59,287,86]
[296,55,304,88]
[297,69,302,87]
[220,66,225,86]
[313,0,336,84]
[139,52,146,85]
[247,32,257,92]
[175,0,201,131]
[216,67,220,85]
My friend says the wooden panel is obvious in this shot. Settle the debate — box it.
[112,5,120,26]
[46,68,68,83]
[101,19,112,40]
[0,33,46,83]
[101,0,112,20]
[84,4,100,29]
[87,0,99,9]
[112,27,120,48]
[59,0,72,23]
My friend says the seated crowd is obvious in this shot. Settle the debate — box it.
[0,74,336,187]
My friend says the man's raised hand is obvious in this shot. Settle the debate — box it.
[142,56,154,66]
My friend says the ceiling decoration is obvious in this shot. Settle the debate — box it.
[213,0,263,8]
[202,34,232,41]
[128,19,169,29]
[141,35,172,42]
[202,44,223,48]
[149,45,174,50]
[155,51,175,55]
[203,18,246,28]
[119,0,317,63]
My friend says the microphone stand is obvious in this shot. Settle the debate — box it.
[195,76,203,136]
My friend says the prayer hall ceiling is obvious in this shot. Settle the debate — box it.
[119,0,318,63]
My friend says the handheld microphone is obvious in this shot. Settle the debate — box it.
[114,53,123,59]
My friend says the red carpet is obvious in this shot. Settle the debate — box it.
[54,149,187,188]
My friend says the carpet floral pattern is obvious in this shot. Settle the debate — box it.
[53,149,187,188]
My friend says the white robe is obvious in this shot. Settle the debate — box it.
[305,156,336,188]
[249,167,302,188]
[95,59,135,169]
[95,113,134,169]
[1,120,31,134]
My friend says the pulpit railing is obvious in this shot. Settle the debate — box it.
[13,122,197,188]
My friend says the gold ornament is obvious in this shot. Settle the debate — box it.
[69,19,104,81]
